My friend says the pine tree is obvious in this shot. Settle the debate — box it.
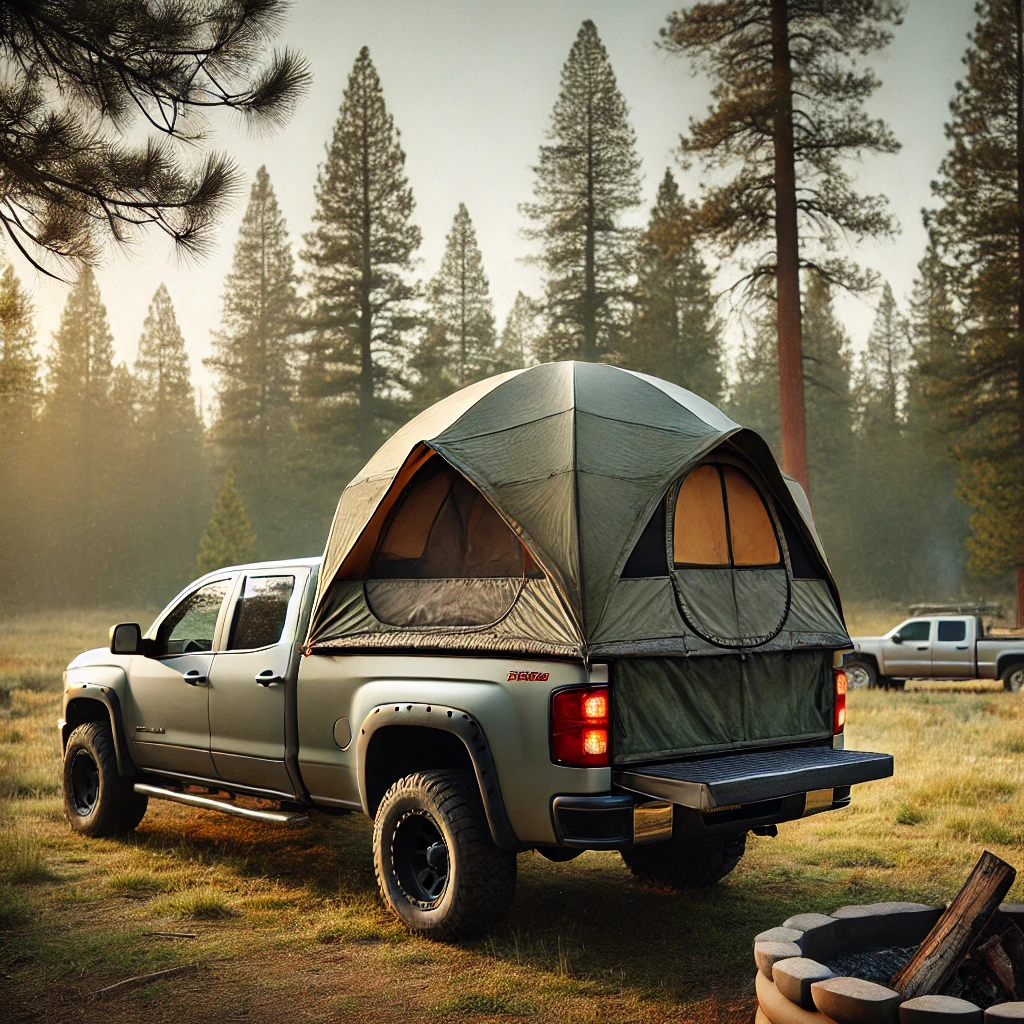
[0,264,38,437]
[300,47,421,472]
[855,283,911,432]
[207,167,299,462]
[495,292,542,371]
[40,267,130,603]
[136,285,201,438]
[133,284,205,594]
[923,0,1024,622]
[412,204,497,406]
[626,170,724,403]
[207,166,301,554]
[197,471,258,575]
[521,20,641,362]
[0,263,38,607]
[662,0,902,491]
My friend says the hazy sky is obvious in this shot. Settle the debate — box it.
[25,0,978,405]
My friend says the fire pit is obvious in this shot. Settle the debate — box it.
[753,853,1024,1024]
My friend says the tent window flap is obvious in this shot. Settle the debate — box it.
[669,461,789,648]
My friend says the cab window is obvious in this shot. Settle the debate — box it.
[157,579,232,656]
[937,619,967,643]
[227,575,296,651]
[898,620,931,643]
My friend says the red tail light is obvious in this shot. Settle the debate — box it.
[833,668,848,733]
[551,686,610,767]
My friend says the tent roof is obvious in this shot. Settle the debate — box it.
[307,361,832,653]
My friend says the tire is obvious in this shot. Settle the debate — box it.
[373,770,516,940]
[621,830,747,890]
[62,722,148,837]
[1003,663,1024,693]
[844,661,876,690]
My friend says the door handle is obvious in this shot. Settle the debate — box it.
[183,669,207,685]
[256,669,283,687]
[917,646,928,651]
[956,645,968,650]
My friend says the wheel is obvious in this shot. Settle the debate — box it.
[621,830,747,890]
[373,770,516,940]
[62,722,148,837]
[844,661,876,690]
[1003,663,1024,693]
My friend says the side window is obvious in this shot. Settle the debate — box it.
[937,619,967,643]
[157,579,232,656]
[673,464,781,568]
[898,620,932,642]
[228,575,296,651]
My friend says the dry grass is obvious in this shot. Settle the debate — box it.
[3,604,1024,1023]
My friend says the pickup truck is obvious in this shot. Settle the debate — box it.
[845,615,1024,691]
[58,362,893,939]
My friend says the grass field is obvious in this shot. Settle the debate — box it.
[3,605,1024,1023]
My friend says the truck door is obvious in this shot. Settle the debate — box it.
[932,618,974,678]
[206,570,306,795]
[127,576,234,777]
[883,619,933,677]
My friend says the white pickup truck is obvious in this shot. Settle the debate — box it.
[845,616,1024,691]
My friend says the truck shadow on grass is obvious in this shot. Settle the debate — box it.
[120,803,907,1005]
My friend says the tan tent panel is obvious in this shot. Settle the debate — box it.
[306,362,850,661]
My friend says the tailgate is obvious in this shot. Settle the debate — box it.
[613,746,893,811]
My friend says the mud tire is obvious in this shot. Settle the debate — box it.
[373,770,516,940]
[621,831,746,890]
[62,722,147,837]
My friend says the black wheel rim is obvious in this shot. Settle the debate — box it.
[70,749,100,816]
[391,810,449,909]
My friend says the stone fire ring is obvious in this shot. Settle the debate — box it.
[753,901,1024,1024]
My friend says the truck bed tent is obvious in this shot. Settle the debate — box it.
[306,361,850,665]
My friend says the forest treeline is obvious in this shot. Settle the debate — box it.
[0,4,1018,613]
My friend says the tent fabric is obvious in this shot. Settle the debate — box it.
[306,361,851,660]
[612,649,834,763]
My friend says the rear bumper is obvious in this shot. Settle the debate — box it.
[549,746,892,850]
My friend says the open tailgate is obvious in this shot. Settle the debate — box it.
[613,746,893,811]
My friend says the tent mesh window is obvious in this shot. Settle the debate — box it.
[364,457,525,628]
[669,463,790,648]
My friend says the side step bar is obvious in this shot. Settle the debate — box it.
[134,783,309,826]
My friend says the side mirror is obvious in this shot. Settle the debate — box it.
[891,632,903,645]
[110,622,145,655]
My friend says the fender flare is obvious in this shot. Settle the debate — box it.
[356,702,517,851]
[62,685,135,777]
[997,654,1024,679]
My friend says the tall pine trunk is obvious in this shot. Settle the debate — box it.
[770,0,810,494]
[1016,0,1024,626]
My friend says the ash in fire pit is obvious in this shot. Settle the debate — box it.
[826,945,918,987]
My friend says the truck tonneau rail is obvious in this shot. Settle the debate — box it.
[614,746,893,811]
